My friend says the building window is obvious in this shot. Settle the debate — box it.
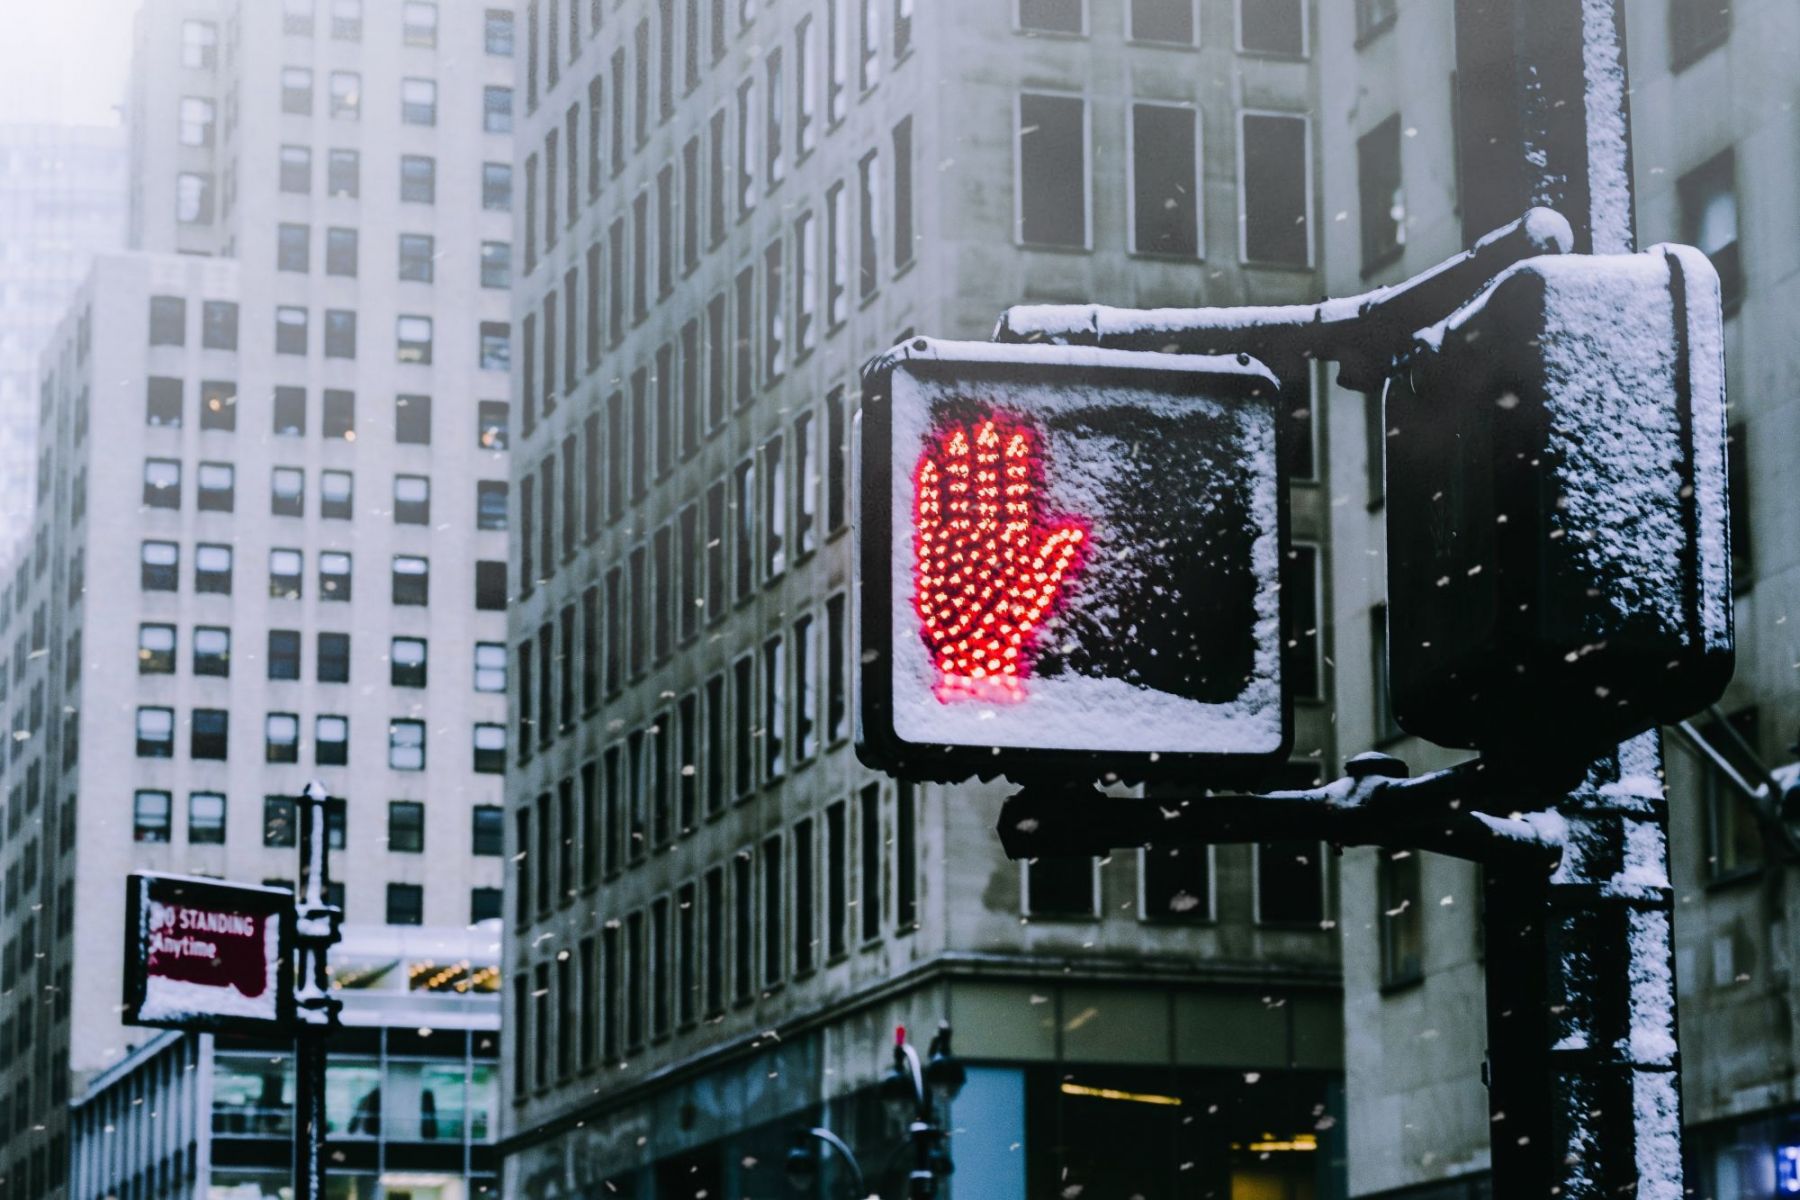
[485,86,514,134]
[201,301,238,351]
[486,8,515,54]
[403,1,438,47]
[192,708,229,759]
[182,19,218,67]
[284,0,314,34]
[146,378,182,427]
[479,400,510,449]
[477,480,508,530]
[400,155,436,203]
[139,623,176,674]
[263,797,298,848]
[475,642,507,692]
[1131,103,1199,257]
[480,322,511,370]
[1131,0,1194,42]
[321,469,353,518]
[327,148,360,196]
[142,458,180,509]
[1024,857,1096,918]
[401,77,437,125]
[1358,115,1405,272]
[142,540,178,591]
[391,637,428,688]
[188,793,226,845]
[318,632,350,683]
[1679,149,1743,309]
[1356,0,1397,43]
[137,708,175,758]
[1018,0,1083,33]
[134,791,172,842]
[1257,840,1325,925]
[395,474,431,525]
[322,389,355,439]
[1283,543,1321,700]
[273,386,306,436]
[1372,604,1402,743]
[397,315,433,363]
[149,296,186,345]
[392,555,429,605]
[323,310,357,359]
[265,713,300,763]
[269,548,303,599]
[268,629,302,681]
[474,723,507,773]
[1670,0,1730,69]
[331,0,362,39]
[319,551,352,601]
[473,805,505,855]
[1017,93,1087,248]
[281,68,314,115]
[195,543,233,593]
[275,306,308,354]
[1378,849,1424,987]
[386,883,424,926]
[1142,842,1211,920]
[316,715,348,765]
[329,70,361,118]
[1699,708,1763,880]
[390,719,426,770]
[1239,0,1306,56]
[1240,112,1311,267]
[200,380,236,430]
[388,801,425,853]
[1728,422,1752,587]
[178,172,215,223]
[483,162,514,211]
[397,233,433,282]
[324,227,358,277]
[196,462,234,513]
[180,96,216,145]
[476,561,509,610]
[472,887,503,922]
[481,241,512,288]
[826,592,848,742]
[396,393,432,443]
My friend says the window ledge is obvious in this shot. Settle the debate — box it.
[1359,246,1405,280]
[1378,972,1424,997]
[1353,16,1397,50]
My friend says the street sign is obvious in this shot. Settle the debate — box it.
[123,872,295,1036]
[1385,245,1733,758]
[858,338,1292,785]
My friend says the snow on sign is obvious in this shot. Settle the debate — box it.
[123,873,295,1035]
[858,338,1293,785]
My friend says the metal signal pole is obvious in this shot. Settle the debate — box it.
[1453,3,1687,1195]
[293,780,344,1200]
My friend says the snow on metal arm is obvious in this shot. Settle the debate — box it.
[913,414,1087,703]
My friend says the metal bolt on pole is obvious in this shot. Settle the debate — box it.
[293,780,344,1200]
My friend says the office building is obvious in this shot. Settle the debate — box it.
[502,0,1347,1196]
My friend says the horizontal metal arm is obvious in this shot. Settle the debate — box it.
[998,753,1570,872]
[994,208,1573,391]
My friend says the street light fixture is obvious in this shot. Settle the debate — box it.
[788,1023,962,1200]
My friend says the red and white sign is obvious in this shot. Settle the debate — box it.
[124,873,294,1034]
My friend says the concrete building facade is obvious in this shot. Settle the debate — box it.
[1317,1,1800,1197]
[0,123,128,568]
[2,1,518,1195]
[501,0,1348,1197]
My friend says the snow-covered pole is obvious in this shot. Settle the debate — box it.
[1452,3,1686,1198]
[293,780,344,1200]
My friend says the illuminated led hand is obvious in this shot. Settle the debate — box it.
[913,415,1087,702]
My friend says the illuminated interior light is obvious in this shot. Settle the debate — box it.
[1058,1083,1183,1107]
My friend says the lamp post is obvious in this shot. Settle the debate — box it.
[786,1023,965,1200]
[881,1023,965,1200]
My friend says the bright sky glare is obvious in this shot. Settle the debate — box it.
[0,0,139,127]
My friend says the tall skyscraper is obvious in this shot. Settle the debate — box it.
[0,123,127,567]
[0,1,517,1194]
[502,0,1346,1196]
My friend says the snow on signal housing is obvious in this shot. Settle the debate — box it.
[857,337,1295,789]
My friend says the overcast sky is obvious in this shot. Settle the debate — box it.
[0,0,138,127]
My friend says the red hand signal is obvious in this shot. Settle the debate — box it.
[913,415,1088,703]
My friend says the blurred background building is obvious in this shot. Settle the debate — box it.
[68,926,502,1200]
[501,0,1346,1197]
[1,0,516,1194]
[0,123,127,569]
